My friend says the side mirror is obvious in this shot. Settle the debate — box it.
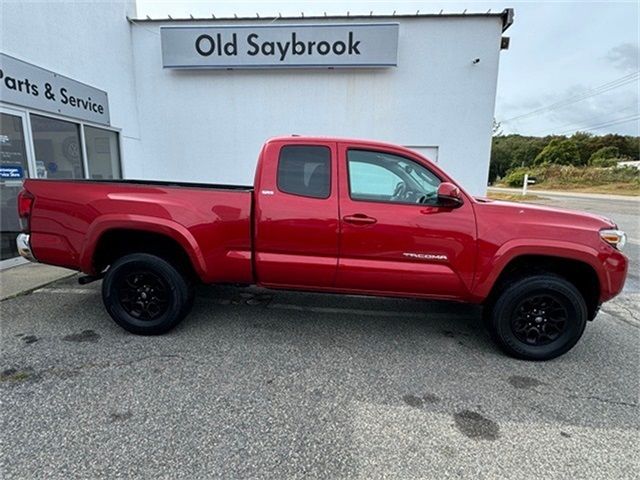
[437,182,463,208]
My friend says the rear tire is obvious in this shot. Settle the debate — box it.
[102,253,193,335]
[487,274,587,361]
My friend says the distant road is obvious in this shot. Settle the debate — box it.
[488,187,640,202]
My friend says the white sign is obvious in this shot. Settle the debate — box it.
[0,53,110,125]
[161,23,399,69]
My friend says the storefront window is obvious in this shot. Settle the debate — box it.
[0,113,30,260]
[84,126,121,179]
[0,109,122,260]
[30,114,84,179]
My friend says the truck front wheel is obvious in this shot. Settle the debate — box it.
[487,274,588,361]
[102,253,193,335]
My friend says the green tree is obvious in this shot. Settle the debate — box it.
[488,132,639,184]
[590,157,618,167]
[534,138,581,166]
[489,134,548,182]
[570,131,594,165]
[625,136,640,160]
[588,146,620,165]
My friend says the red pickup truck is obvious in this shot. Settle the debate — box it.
[16,136,628,360]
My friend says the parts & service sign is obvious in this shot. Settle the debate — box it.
[0,54,110,125]
[161,23,399,69]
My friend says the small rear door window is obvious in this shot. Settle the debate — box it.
[277,145,331,199]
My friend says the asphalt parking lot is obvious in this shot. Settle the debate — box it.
[1,194,638,479]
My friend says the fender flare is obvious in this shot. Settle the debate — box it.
[79,214,208,279]
[472,239,604,301]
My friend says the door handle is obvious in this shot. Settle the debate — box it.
[343,214,377,225]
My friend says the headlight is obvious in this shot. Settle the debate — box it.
[600,229,627,250]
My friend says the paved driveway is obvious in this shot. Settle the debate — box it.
[1,194,638,479]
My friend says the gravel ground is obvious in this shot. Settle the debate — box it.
[1,194,638,479]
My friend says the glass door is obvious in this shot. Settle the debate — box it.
[0,109,32,260]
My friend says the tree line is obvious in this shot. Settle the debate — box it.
[489,131,640,183]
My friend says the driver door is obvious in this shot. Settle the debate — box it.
[336,143,477,299]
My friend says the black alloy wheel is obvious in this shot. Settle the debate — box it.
[102,253,194,335]
[511,293,569,346]
[487,274,588,360]
[117,271,170,321]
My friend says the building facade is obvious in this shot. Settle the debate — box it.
[0,1,512,262]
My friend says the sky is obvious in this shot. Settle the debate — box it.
[136,0,640,137]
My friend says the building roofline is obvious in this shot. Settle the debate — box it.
[128,8,514,32]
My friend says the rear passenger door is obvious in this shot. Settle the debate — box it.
[254,141,339,289]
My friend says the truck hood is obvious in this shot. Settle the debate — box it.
[473,197,617,230]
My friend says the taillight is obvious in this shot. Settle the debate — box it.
[17,189,34,232]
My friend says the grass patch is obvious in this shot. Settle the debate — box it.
[486,192,544,202]
[498,164,640,196]
[531,183,639,196]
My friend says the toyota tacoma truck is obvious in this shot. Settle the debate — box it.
[16,136,628,360]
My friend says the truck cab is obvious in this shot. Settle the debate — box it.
[253,137,476,300]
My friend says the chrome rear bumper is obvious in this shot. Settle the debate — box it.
[16,233,36,262]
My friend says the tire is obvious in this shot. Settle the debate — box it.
[487,274,587,361]
[102,253,194,335]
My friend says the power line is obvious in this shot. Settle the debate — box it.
[504,75,639,125]
[557,114,639,135]
[504,72,639,123]
[555,114,640,135]
[529,104,638,135]
[502,71,640,124]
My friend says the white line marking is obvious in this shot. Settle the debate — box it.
[34,288,95,295]
[268,303,425,318]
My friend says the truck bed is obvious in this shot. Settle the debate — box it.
[81,178,253,191]
[23,178,255,284]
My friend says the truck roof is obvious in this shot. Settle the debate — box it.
[265,135,416,151]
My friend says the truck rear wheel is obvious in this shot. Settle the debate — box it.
[487,274,587,361]
[102,253,193,335]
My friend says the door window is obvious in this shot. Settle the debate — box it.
[0,113,30,259]
[277,145,331,199]
[347,149,441,205]
[30,114,84,179]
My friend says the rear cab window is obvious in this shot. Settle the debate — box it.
[277,145,331,199]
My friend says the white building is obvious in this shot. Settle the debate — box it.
[0,1,513,261]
